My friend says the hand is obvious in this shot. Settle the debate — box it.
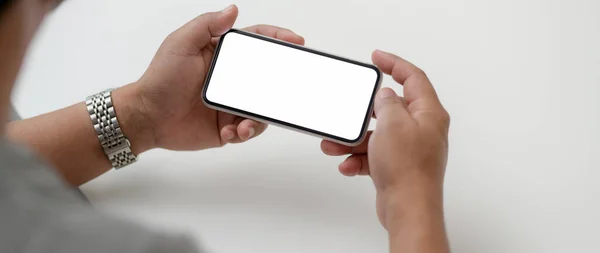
[320,50,450,229]
[115,5,305,152]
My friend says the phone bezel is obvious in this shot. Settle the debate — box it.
[202,29,382,146]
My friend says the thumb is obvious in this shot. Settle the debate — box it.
[374,88,410,127]
[170,4,238,49]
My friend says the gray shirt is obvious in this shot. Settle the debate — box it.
[1,106,200,253]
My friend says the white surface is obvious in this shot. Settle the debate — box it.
[12,0,600,252]
[207,31,378,141]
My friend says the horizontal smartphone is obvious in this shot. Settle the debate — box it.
[202,29,382,146]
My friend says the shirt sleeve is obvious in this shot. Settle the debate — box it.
[0,140,203,253]
[17,205,203,253]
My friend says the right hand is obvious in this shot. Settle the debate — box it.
[320,50,450,229]
[116,5,305,153]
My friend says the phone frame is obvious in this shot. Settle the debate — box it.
[202,29,382,146]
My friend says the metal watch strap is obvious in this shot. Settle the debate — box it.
[86,89,137,169]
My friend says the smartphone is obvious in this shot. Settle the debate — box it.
[202,29,382,146]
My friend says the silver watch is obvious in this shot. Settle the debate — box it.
[86,88,137,169]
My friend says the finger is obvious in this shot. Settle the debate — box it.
[221,117,245,143]
[371,95,405,119]
[217,111,237,130]
[372,50,443,114]
[236,119,268,141]
[373,88,411,127]
[243,25,305,45]
[220,124,238,144]
[210,25,305,49]
[339,155,370,176]
[172,4,239,50]
[320,131,372,156]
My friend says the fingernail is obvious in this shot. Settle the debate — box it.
[225,131,235,141]
[247,127,256,138]
[374,49,386,56]
[379,88,397,99]
[221,4,234,13]
[374,49,394,60]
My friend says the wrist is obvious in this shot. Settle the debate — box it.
[382,183,450,253]
[380,179,444,231]
[111,84,156,154]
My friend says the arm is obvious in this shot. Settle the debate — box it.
[5,85,153,186]
[321,50,451,253]
[385,185,449,253]
[5,5,305,187]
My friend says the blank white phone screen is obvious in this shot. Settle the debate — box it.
[205,31,379,142]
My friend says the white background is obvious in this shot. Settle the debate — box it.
[12,0,600,252]
[207,32,378,141]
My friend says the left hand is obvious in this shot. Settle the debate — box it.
[320,50,450,229]
[116,5,305,152]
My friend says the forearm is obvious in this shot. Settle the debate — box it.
[5,84,154,186]
[385,184,450,253]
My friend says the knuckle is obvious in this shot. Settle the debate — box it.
[200,11,215,20]
[379,96,401,105]
[164,31,178,42]
[414,67,428,79]
[441,110,451,127]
